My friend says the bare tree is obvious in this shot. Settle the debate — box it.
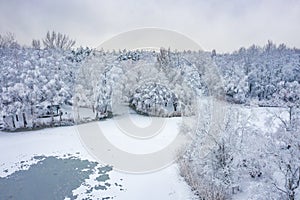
[32,39,41,49]
[0,32,18,48]
[43,31,75,50]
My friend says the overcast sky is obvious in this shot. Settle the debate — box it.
[0,0,299,52]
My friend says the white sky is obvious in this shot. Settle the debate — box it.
[0,0,299,53]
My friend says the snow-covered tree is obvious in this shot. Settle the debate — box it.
[129,82,180,117]
[43,31,75,50]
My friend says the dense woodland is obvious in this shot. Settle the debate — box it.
[0,32,299,130]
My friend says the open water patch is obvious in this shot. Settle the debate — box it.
[0,155,113,200]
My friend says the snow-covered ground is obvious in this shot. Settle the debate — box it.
[0,105,290,199]
[0,112,194,200]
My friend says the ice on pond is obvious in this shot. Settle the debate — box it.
[0,155,113,200]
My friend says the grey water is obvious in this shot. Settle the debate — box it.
[0,155,113,200]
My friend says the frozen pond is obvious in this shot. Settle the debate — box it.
[0,114,193,200]
[0,155,113,200]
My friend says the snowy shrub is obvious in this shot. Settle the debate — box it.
[263,122,300,200]
[178,158,228,200]
[178,106,262,199]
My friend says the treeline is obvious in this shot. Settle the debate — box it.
[215,41,300,108]
[1,32,300,130]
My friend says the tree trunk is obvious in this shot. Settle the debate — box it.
[58,111,62,122]
[51,103,54,127]
[22,113,27,128]
[289,106,292,128]
[12,116,15,128]
[288,191,295,200]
